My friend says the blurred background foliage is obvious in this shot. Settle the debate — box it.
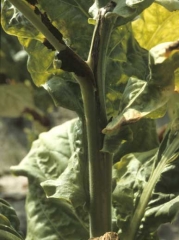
[0,25,76,175]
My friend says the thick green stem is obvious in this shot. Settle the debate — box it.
[85,8,117,238]
[88,11,117,128]
[76,75,113,238]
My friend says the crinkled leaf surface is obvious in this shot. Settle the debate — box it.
[106,23,149,118]
[11,119,89,240]
[112,149,157,234]
[1,0,93,86]
[103,42,179,134]
[113,111,179,239]
[0,199,23,240]
[132,3,179,50]
[2,1,151,119]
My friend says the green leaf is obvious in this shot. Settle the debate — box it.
[101,126,133,154]
[132,3,179,50]
[105,0,154,25]
[113,118,159,162]
[115,115,179,240]
[112,149,158,234]
[106,23,149,118]
[175,69,179,92]
[103,41,179,135]
[0,84,39,118]
[1,0,93,86]
[0,199,23,240]
[1,1,43,40]
[43,76,83,115]
[155,0,179,11]
[11,119,89,240]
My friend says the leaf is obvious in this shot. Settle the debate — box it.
[89,232,119,240]
[101,126,133,154]
[1,0,93,86]
[103,41,179,135]
[155,0,179,11]
[11,119,89,240]
[0,199,24,240]
[43,76,83,115]
[0,84,40,118]
[106,23,149,118]
[113,118,159,162]
[105,0,154,25]
[132,3,179,50]
[112,148,157,233]
[114,115,179,240]
[90,0,154,26]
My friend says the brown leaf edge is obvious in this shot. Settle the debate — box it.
[89,232,119,240]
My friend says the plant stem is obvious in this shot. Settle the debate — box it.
[88,11,117,129]
[85,8,117,238]
[76,75,113,238]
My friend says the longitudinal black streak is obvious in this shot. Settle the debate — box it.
[40,12,65,45]
[32,6,65,50]
[56,50,87,77]
[26,0,38,6]
[167,40,179,52]
[43,38,55,50]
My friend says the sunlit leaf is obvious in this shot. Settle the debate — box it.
[97,0,154,26]
[103,41,179,134]
[132,3,179,50]
[1,0,93,86]
[106,23,149,118]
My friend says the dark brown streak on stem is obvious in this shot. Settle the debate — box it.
[31,5,95,83]
[56,49,95,80]
[25,0,38,6]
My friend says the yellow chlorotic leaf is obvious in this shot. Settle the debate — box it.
[132,3,179,50]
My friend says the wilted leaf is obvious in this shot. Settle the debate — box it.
[89,232,119,240]
[11,119,89,240]
[0,199,23,240]
[132,3,179,50]
[103,41,179,134]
